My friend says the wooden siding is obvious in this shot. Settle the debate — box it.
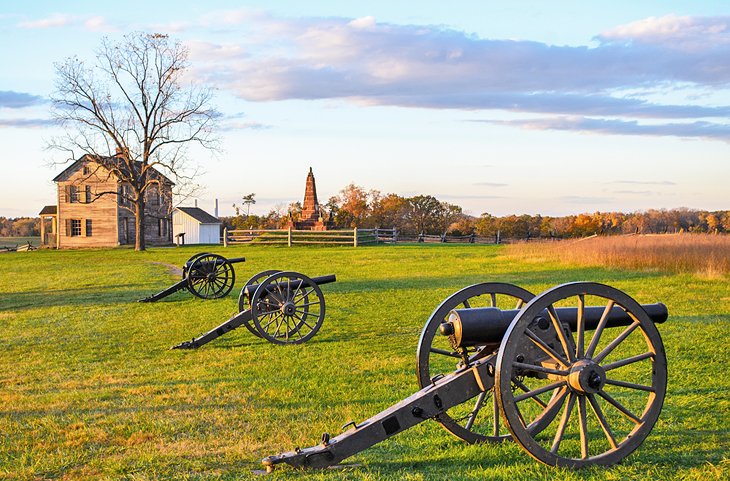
[55,160,173,248]
[57,165,119,248]
[172,210,220,244]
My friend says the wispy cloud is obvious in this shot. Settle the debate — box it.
[0,91,47,108]
[611,180,676,186]
[479,116,730,143]
[561,195,615,204]
[18,13,74,29]
[473,182,508,187]
[0,118,56,128]
[18,14,116,32]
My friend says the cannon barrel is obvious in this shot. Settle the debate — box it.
[441,302,667,347]
[242,274,337,298]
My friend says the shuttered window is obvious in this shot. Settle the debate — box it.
[85,185,91,203]
[69,185,79,203]
[85,219,92,237]
[70,219,82,236]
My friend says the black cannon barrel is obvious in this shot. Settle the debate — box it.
[442,303,668,347]
[242,274,337,298]
[226,257,246,264]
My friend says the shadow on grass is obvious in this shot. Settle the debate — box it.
[0,285,175,311]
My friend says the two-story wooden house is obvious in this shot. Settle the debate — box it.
[39,156,174,248]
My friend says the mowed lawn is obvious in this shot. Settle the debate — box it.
[1,244,728,480]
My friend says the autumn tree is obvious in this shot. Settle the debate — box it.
[50,33,217,250]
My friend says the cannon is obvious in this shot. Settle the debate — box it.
[262,282,667,470]
[139,253,246,302]
[171,270,337,348]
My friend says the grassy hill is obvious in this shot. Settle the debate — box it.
[1,244,728,480]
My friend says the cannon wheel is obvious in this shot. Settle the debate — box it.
[250,271,325,344]
[416,282,560,443]
[495,282,667,468]
[238,270,283,338]
[182,252,213,280]
[186,253,236,299]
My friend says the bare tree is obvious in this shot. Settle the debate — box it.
[50,32,218,250]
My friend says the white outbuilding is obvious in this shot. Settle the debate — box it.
[172,207,221,245]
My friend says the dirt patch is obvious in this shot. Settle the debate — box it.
[149,261,183,277]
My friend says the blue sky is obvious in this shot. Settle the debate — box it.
[1,1,729,218]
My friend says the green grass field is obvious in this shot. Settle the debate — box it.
[1,245,728,480]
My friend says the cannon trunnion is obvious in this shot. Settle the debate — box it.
[263,282,667,470]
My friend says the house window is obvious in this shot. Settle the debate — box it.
[83,166,90,175]
[85,185,92,203]
[85,219,92,237]
[158,218,168,237]
[69,185,80,203]
[71,219,82,236]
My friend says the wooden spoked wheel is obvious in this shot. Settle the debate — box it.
[250,271,325,345]
[238,270,282,337]
[416,282,555,443]
[495,282,667,468]
[186,253,236,299]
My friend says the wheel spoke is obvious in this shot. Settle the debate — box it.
[604,378,655,392]
[547,305,576,363]
[525,328,569,368]
[603,352,654,371]
[513,378,548,408]
[585,300,615,358]
[490,293,497,307]
[576,294,585,358]
[513,380,566,403]
[551,391,576,454]
[578,395,589,459]
[462,299,471,308]
[513,361,569,377]
[597,389,641,424]
[593,320,640,364]
[587,393,618,449]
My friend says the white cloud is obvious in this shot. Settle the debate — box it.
[17,13,116,32]
[598,14,730,50]
[188,13,730,113]
[479,116,730,143]
[18,13,74,29]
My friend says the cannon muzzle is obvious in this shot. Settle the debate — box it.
[442,302,667,347]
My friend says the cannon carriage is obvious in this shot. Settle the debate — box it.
[139,253,246,302]
[172,270,337,348]
[263,281,667,470]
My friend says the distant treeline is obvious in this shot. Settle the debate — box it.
[222,183,730,238]
[0,217,40,237]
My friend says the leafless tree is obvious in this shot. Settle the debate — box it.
[50,32,218,250]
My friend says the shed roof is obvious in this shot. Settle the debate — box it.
[39,205,57,215]
[176,207,220,224]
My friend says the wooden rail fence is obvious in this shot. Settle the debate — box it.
[223,228,398,247]
[222,228,504,247]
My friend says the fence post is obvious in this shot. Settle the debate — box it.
[223,227,228,247]
[353,227,358,247]
[287,226,292,247]
[393,228,398,244]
